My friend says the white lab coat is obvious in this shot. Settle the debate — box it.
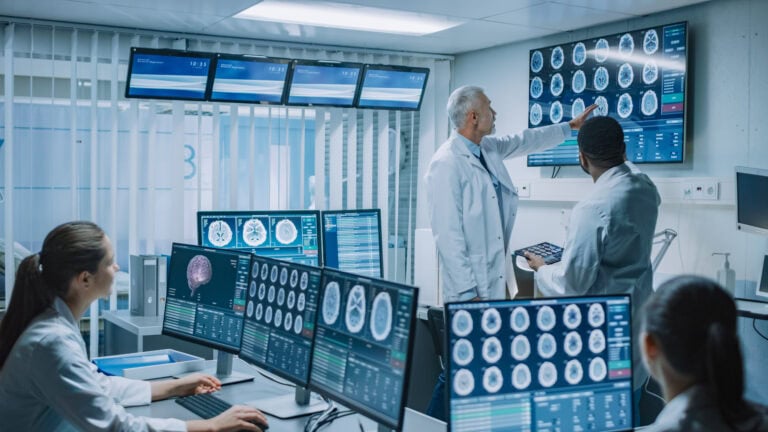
[425,123,571,302]
[0,297,186,431]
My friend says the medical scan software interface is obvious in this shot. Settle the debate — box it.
[526,21,688,166]
[198,210,321,266]
[309,268,418,429]
[163,243,251,353]
[125,48,212,101]
[446,295,633,432]
[322,209,383,278]
[239,255,322,385]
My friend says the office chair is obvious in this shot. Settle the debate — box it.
[426,306,446,370]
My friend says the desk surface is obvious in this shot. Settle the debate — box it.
[102,310,163,336]
[737,299,768,320]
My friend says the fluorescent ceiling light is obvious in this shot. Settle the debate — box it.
[235,0,464,36]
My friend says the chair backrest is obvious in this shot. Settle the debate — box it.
[513,256,535,298]
[426,306,446,369]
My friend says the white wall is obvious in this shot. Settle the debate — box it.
[453,0,768,402]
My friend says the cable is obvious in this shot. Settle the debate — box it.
[304,398,337,432]
[240,362,294,387]
[753,318,768,342]
[551,166,562,179]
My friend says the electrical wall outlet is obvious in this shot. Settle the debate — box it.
[682,180,719,200]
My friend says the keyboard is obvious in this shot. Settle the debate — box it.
[514,242,564,264]
[176,392,232,419]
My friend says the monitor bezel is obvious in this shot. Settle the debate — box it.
[161,242,252,354]
[444,294,634,432]
[208,53,293,105]
[320,208,384,278]
[308,268,419,430]
[125,47,214,102]
[285,59,364,108]
[735,165,768,237]
[196,210,323,267]
[354,64,430,111]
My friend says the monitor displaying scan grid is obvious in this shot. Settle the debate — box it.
[446,295,633,432]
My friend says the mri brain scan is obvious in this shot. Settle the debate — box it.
[531,50,544,73]
[572,70,586,94]
[563,304,582,329]
[297,293,306,312]
[481,308,502,335]
[482,336,502,364]
[483,366,504,393]
[572,42,587,66]
[294,315,303,334]
[453,369,475,396]
[290,270,299,288]
[268,285,276,303]
[280,268,288,286]
[370,291,393,341]
[284,311,293,332]
[251,263,259,279]
[512,364,532,390]
[510,307,530,333]
[595,96,609,117]
[593,66,609,92]
[619,33,635,56]
[249,281,257,298]
[595,38,610,63]
[618,93,634,119]
[186,255,212,295]
[275,219,298,244]
[572,98,586,119]
[551,46,564,70]
[564,331,583,357]
[589,303,605,327]
[550,101,563,124]
[537,306,556,331]
[452,339,474,366]
[589,357,608,382]
[255,303,263,321]
[247,301,254,318]
[644,29,659,55]
[618,63,634,89]
[345,284,367,334]
[589,329,606,354]
[529,103,543,126]
[642,90,659,116]
[242,218,267,247]
[274,309,283,328]
[530,77,543,99]
[550,73,564,97]
[537,333,557,359]
[287,291,296,310]
[277,288,285,306]
[643,60,659,85]
[322,281,341,325]
[265,306,273,325]
[258,283,266,300]
[260,263,269,281]
[207,220,232,247]
[538,362,558,388]
[452,310,474,337]
[270,266,279,283]
[565,359,584,385]
[300,272,309,290]
[511,335,531,361]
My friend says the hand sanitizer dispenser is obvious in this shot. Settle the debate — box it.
[712,252,736,295]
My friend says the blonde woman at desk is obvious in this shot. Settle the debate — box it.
[0,221,268,431]
[640,275,768,431]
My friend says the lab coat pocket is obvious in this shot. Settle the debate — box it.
[469,254,489,297]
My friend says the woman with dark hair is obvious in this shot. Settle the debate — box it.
[640,275,768,431]
[0,221,268,431]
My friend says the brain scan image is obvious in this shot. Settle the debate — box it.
[251,262,259,279]
[258,283,266,300]
[279,268,288,286]
[268,285,276,303]
[274,309,283,328]
[284,311,293,332]
[643,61,659,85]
[572,70,586,94]
[207,220,232,247]
[618,93,634,119]
[481,308,502,335]
[277,287,285,306]
[529,103,543,126]
[453,369,475,396]
[595,96,609,116]
[550,73,564,97]
[538,362,558,388]
[290,270,299,288]
[345,284,367,334]
[186,255,212,295]
[642,90,658,116]
[530,77,543,99]
[572,98,586,119]
[564,331,583,357]
[588,303,605,327]
[300,272,308,290]
[510,307,530,333]
[593,66,609,91]
[270,266,279,283]
[563,304,582,329]
[247,300,254,318]
[249,281,257,298]
[265,305,273,324]
[483,366,504,393]
[322,281,341,325]
[370,291,393,341]
[644,29,659,55]
[618,63,634,89]
[595,38,610,63]
[572,42,587,66]
[297,293,306,312]
[452,310,473,337]
[565,359,584,385]
[260,263,269,281]
[287,291,296,310]
[589,329,606,354]
[531,50,544,73]
[619,33,635,57]
[294,315,303,334]
[589,357,608,382]
[275,219,298,245]
[537,333,557,359]
[452,339,474,366]
[550,46,564,70]
[550,101,563,124]
[537,306,556,331]
[482,336,503,364]
[512,364,532,390]
[255,303,263,321]
[242,218,267,247]
[511,335,531,361]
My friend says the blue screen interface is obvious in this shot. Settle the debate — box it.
[358,68,427,110]
[322,210,382,278]
[288,64,360,106]
[527,22,687,166]
[127,52,211,100]
[447,296,633,432]
[211,58,289,103]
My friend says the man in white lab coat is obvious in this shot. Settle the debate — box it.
[525,115,661,425]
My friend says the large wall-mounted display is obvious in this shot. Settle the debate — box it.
[527,22,688,167]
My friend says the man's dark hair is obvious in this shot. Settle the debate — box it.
[577,116,625,168]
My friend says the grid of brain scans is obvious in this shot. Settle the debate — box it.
[447,296,633,432]
[527,22,688,166]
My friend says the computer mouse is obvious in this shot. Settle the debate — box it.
[250,418,269,431]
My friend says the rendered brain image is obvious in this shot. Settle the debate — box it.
[186,255,212,295]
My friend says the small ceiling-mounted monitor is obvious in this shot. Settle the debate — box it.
[355,64,430,111]
[125,47,213,101]
[286,60,363,108]
[209,54,291,104]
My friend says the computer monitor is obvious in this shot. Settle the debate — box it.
[355,64,430,111]
[321,209,383,278]
[446,295,633,432]
[286,60,363,107]
[163,243,253,383]
[758,255,768,300]
[736,166,768,237]
[208,54,291,104]
[125,47,213,101]
[238,256,328,417]
[309,268,419,430]
[197,210,322,266]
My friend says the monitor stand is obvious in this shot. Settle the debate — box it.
[177,351,253,385]
[360,422,395,432]
[245,386,328,419]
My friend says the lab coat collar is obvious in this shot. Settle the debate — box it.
[593,161,632,188]
[52,296,80,334]
[450,132,493,174]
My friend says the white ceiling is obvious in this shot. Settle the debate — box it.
[0,0,709,55]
